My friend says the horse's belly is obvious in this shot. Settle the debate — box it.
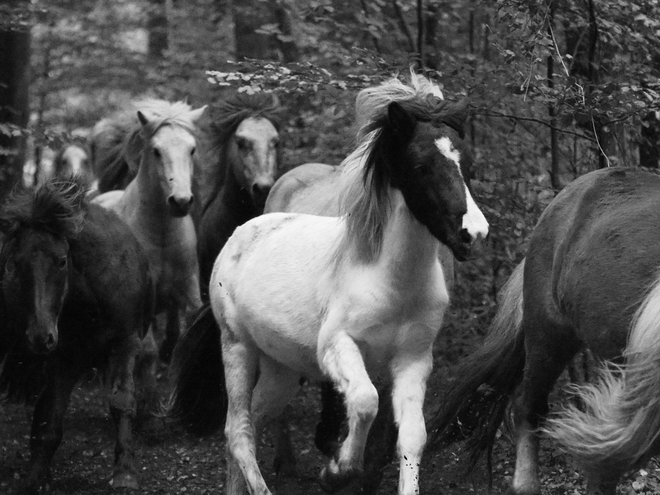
[247,322,324,380]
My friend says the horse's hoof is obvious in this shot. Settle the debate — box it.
[318,461,359,494]
[110,473,139,490]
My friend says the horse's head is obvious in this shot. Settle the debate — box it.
[54,144,90,179]
[228,116,280,209]
[137,106,206,217]
[1,228,69,355]
[374,100,489,260]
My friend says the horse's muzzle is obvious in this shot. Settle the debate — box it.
[168,195,194,217]
[26,327,58,354]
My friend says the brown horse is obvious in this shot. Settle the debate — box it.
[428,166,660,495]
[0,177,153,493]
[195,92,282,297]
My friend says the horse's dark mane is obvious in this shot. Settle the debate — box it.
[363,96,469,140]
[207,92,282,143]
[0,177,88,239]
[198,92,282,210]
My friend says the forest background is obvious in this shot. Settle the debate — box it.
[0,0,660,493]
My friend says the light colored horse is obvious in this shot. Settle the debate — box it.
[209,79,489,494]
[93,99,206,363]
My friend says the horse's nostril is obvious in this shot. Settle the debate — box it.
[459,228,473,244]
[252,183,270,197]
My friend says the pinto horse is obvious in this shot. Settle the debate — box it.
[428,166,660,495]
[195,92,282,296]
[0,178,153,493]
[170,76,489,495]
[264,70,459,491]
[93,99,206,363]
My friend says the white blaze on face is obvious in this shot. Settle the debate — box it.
[435,137,489,241]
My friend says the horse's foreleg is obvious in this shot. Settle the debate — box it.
[108,334,140,490]
[361,383,397,495]
[390,351,433,495]
[221,325,271,495]
[318,330,379,492]
[24,363,80,493]
[315,382,346,457]
[250,354,301,479]
[159,305,180,363]
[135,326,159,421]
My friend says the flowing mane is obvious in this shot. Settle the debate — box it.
[335,70,469,263]
[0,177,87,239]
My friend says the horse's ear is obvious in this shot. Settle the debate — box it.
[137,111,150,127]
[440,99,470,139]
[188,105,207,123]
[387,102,416,143]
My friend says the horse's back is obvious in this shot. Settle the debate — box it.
[211,212,340,379]
[69,203,152,338]
[526,167,660,355]
[265,162,342,215]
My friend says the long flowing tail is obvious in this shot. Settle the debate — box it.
[166,305,227,435]
[426,260,526,465]
[544,277,660,477]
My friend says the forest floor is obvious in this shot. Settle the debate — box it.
[2,332,660,494]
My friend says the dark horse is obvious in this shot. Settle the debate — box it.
[0,178,153,493]
[195,92,282,296]
[428,166,660,495]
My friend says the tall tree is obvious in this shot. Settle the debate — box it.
[0,0,31,201]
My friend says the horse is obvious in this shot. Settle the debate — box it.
[195,92,282,296]
[427,166,660,495]
[264,70,459,491]
[169,74,489,495]
[0,177,153,493]
[92,99,206,363]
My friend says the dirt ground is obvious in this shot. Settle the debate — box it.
[1,358,658,495]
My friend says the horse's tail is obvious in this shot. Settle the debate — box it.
[166,304,227,435]
[426,260,526,466]
[544,276,660,477]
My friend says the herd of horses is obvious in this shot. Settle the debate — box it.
[1,70,659,495]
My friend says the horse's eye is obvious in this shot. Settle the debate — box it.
[58,257,67,270]
[236,138,250,151]
[153,148,161,159]
[5,259,15,275]
[190,147,196,157]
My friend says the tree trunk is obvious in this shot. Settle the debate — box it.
[272,0,299,63]
[233,0,277,60]
[0,3,31,201]
[640,112,660,168]
[147,0,168,60]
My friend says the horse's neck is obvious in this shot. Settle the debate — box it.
[215,160,261,219]
[122,165,183,242]
[375,189,441,284]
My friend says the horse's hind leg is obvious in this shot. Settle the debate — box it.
[509,320,580,495]
[108,334,140,489]
[250,354,302,479]
[221,324,271,495]
[318,330,379,492]
[24,363,81,493]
